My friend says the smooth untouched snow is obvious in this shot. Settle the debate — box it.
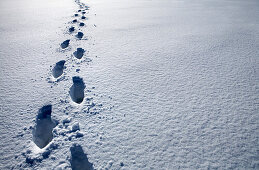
[0,0,258,169]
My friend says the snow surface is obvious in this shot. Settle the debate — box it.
[0,0,258,169]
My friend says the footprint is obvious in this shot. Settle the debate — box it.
[79,23,85,27]
[73,19,78,23]
[52,60,66,78]
[61,40,70,49]
[69,76,85,104]
[73,48,85,59]
[78,10,81,12]
[32,105,58,149]
[82,11,86,14]
[76,32,84,39]
[81,16,86,20]
[74,14,79,17]
[69,26,75,33]
[70,144,94,170]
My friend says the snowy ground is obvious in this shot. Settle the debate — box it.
[0,0,258,169]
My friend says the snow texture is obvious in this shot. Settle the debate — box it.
[0,0,258,169]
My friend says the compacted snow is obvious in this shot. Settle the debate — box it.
[0,0,258,169]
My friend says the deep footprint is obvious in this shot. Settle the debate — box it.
[73,19,78,23]
[61,40,70,49]
[81,16,86,19]
[52,60,66,78]
[69,76,85,104]
[69,27,75,33]
[33,105,58,149]
[73,48,85,59]
[79,23,84,27]
[76,32,84,39]
[70,144,94,170]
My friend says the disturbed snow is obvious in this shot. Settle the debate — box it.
[0,0,258,169]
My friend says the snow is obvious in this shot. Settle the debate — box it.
[0,0,258,169]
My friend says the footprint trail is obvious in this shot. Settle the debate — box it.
[24,0,103,168]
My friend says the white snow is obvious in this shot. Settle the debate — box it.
[0,0,258,169]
